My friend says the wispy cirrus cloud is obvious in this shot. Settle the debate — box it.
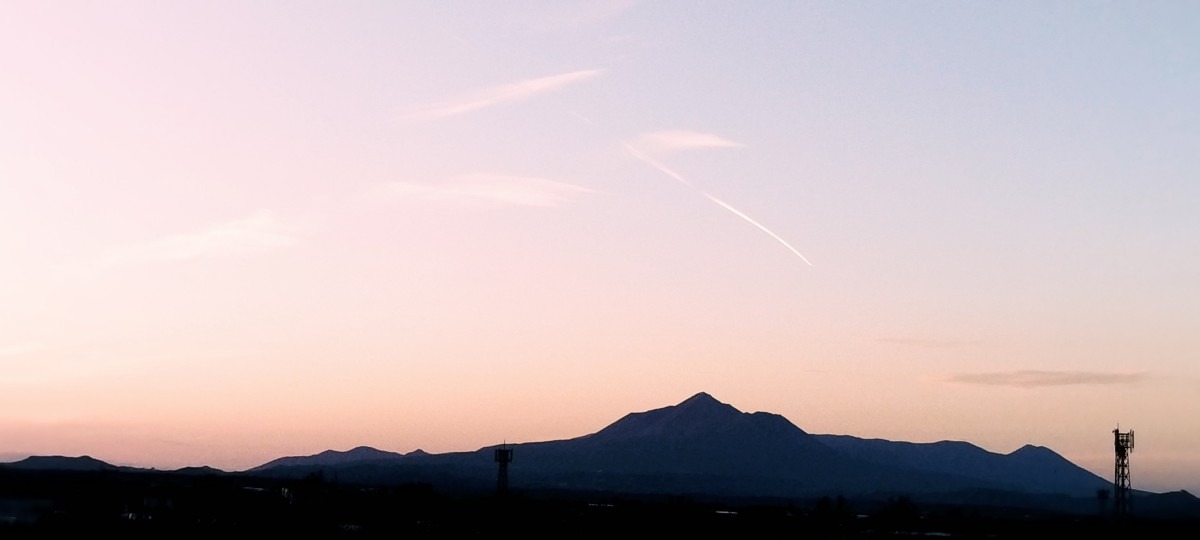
[403,69,603,120]
[620,141,694,187]
[378,174,594,208]
[635,130,744,154]
[101,211,297,266]
[944,370,1147,388]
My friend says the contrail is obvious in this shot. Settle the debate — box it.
[621,142,812,266]
[620,141,693,187]
[700,192,813,266]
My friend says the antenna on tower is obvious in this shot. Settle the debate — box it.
[494,442,513,496]
[1113,427,1134,519]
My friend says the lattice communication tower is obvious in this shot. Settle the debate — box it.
[494,444,513,496]
[1113,427,1134,518]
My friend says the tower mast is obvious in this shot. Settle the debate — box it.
[1113,427,1134,519]
[494,443,513,496]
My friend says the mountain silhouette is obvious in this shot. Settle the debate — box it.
[1138,490,1200,519]
[255,391,1099,499]
[588,391,743,440]
[814,436,1109,496]
[172,465,228,476]
[517,391,858,482]
[482,392,1021,497]
[5,455,117,472]
[249,446,409,472]
[5,393,1117,504]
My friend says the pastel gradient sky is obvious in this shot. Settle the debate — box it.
[2,2,1198,492]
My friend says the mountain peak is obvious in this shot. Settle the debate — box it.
[670,391,742,422]
[589,392,749,441]
[1010,444,1055,457]
[680,391,717,404]
[346,446,383,454]
[675,391,739,412]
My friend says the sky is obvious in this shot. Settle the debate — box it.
[1,1,1197,493]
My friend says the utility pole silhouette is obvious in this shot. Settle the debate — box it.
[1113,427,1134,520]
[494,443,513,496]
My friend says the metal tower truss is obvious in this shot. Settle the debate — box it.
[1113,428,1134,519]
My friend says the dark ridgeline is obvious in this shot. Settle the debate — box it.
[5,455,119,472]
[2,393,1199,536]
[250,446,408,472]
[811,436,1111,496]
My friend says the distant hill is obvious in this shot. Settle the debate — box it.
[4,455,118,472]
[1138,490,1200,519]
[248,446,409,472]
[172,465,228,476]
[813,435,1110,496]
[0,457,234,477]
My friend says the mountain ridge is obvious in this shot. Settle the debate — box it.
[813,433,1109,495]
[242,392,1113,501]
[4,455,118,472]
[0,392,1129,502]
[248,445,410,472]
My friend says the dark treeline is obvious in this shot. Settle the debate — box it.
[1,468,1197,538]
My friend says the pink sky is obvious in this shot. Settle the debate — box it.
[2,2,1198,493]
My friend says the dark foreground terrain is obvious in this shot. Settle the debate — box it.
[1,468,1197,538]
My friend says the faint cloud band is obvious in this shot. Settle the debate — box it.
[101,210,298,267]
[377,174,594,208]
[944,370,1147,388]
[635,130,744,154]
[877,337,981,348]
[402,68,603,120]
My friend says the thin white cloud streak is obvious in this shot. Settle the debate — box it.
[403,69,603,120]
[636,130,745,154]
[701,192,813,266]
[101,211,297,266]
[568,110,598,126]
[620,141,693,187]
[944,370,1148,388]
[621,141,812,265]
[379,174,594,208]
